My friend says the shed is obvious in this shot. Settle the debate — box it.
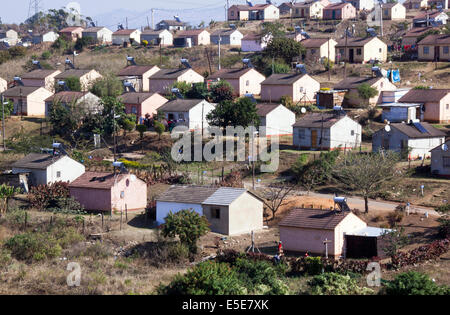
[118,65,160,92]
[208,67,266,96]
[158,99,215,131]
[118,92,168,121]
[430,139,450,177]
[256,103,296,136]
[148,68,204,94]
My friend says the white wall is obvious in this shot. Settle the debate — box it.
[264,105,296,136]
[156,201,203,224]
[46,155,85,184]
[188,101,216,130]
[330,116,362,149]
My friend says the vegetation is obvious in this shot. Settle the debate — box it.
[0,184,21,214]
[207,97,260,129]
[308,273,374,295]
[357,83,379,107]
[264,37,305,64]
[90,75,124,98]
[382,272,449,295]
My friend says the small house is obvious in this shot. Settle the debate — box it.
[59,26,84,42]
[158,99,215,131]
[54,69,103,91]
[293,111,362,150]
[69,172,147,212]
[335,37,387,63]
[211,29,243,46]
[372,122,446,159]
[345,0,374,11]
[45,91,102,116]
[21,69,62,92]
[0,29,19,45]
[323,2,356,20]
[260,72,321,103]
[381,3,406,20]
[207,67,266,96]
[241,33,272,52]
[398,89,450,123]
[403,0,428,10]
[173,29,210,47]
[430,140,450,177]
[413,10,448,27]
[279,208,389,258]
[3,86,53,116]
[228,3,280,21]
[112,29,141,46]
[12,153,85,186]
[140,29,173,46]
[417,34,450,61]
[333,76,396,107]
[401,26,439,47]
[256,103,296,137]
[82,27,113,44]
[118,92,168,122]
[156,185,264,236]
[118,65,161,92]
[379,103,423,123]
[300,38,337,62]
[290,1,325,19]
[156,20,187,31]
[32,31,59,44]
[148,68,204,94]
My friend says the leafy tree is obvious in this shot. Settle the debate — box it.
[186,82,211,99]
[207,97,260,129]
[210,80,235,103]
[161,209,210,254]
[74,36,93,52]
[308,273,374,295]
[0,184,21,214]
[264,37,305,64]
[2,99,14,118]
[8,46,27,58]
[357,83,379,107]
[383,272,449,295]
[154,121,165,140]
[90,75,124,98]
[261,22,286,38]
[170,81,192,97]
[51,37,69,51]
[264,61,291,77]
[99,96,128,135]
[49,100,86,141]
[136,124,147,139]
[381,227,409,257]
[332,152,401,213]
[58,76,82,92]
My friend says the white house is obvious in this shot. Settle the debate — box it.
[211,29,244,46]
[156,185,264,236]
[0,29,19,45]
[32,31,59,44]
[256,103,296,137]
[82,27,113,44]
[112,29,141,45]
[345,0,374,11]
[12,153,85,186]
[0,77,7,93]
[158,99,215,131]
[372,122,446,159]
[293,111,362,150]
[140,29,173,46]
[241,33,272,52]
[431,140,450,178]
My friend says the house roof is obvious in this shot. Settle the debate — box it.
[261,73,308,85]
[333,76,382,89]
[293,112,347,128]
[55,69,92,79]
[113,29,138,35]
[141,29,169,35]
[417,34,450,45]
[242,33,263,41]
[279,208,351,230]
[69,172,127,190]
[256,103,282,117]
[208,67,253,80]
[336,37,379,47]
[403,27,439,38]
[158,99,204,112]
[414,10,446,20]
[203,187,249,206]
[175,30,209,37]
[119,92,161,104]
[21,69,59,79]
[300,38,330,48]
[59,27,83,33]
[3,86,42,97]
[150,68,191,79]
[231,4,272,11]
[381,3,400,9]
[118,65,158,76]
[324,2,351,9]
[45,91,88,103]
[398,89,450,103]
[158,20,185,26]
[386,122,446,139]
[82,27,109,33]
[156,185,219,204]
[12,153,63,170]
[211,29,241,36]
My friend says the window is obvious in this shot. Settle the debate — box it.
[447,104,449,110]
[56,171,61,178]
[246,80,250,86]
[311,49,316,55]
[211,208,221,219]
[298,129,305,139]
[443,157,450,168]
[444,46,449,54]
[423,46,429,54]
[384,9,388,16]
[379,48,382,53]
[231,11,234,16]
[131,106,137,114]
[356,48,362,55]
[351,130,355,136]
[178,113,184,120]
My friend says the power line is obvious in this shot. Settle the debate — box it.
[28,0,42,19]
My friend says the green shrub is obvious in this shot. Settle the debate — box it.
[308,272,374,295]
[5,208,28,227]
[304,256,323,275]
[4,232,62,262]
[0,248,12,268]
[41,51,52,60]
[383,271,450,295]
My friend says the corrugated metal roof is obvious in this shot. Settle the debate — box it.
[346,226,391,237]
[12,153,64,170]
[279,208,351,230]
[156,185,218,204]
[202,187,247,206]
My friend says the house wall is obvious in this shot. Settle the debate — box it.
[293,127,331,149]
[261,84,293,103]
[228,7,249,21]
[227,192,263,236]
[264,105,296,136]
[381,106,419,123]
[203,204,230,235]
[330,116,362,149]
[25,88,54,116]
[347,0,374,11]
[111,176,147,212]
[431,142,450,176]
[46,156,85,184]
[262,5,280,20]
[0,77,7,93]
[280,226,336,256]
[22,70,61,92]
[323,4,356,20]
[305,40,337,61]
[156,201,203,224]
[83,29,113,44]
[241,40,264,52]
[70,187,111,211]
[260,74,320,103]
[12,168,47,186]
[239,69,265,96]
[125,93,168,120]
[79,70,103,91]
[335,213,367,258]
[60,29,83,42]
[383,4,406,20]
[113,31,141,45]
[188,101,215,130]
[422,95,450,123]
[211,31,243,46]
[141,31,173,46]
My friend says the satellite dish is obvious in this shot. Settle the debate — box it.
[301,107,307,114]
[130,175,137,182]
[442,144,449,152]
[385,125,391,132]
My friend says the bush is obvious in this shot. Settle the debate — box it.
[390,239,449,269]
[308,272,374,295]
[4,232,62,262]
[386,210,404,228]
[304,256,323,275]
[29,182,70,211]
[383,271,450,295]
[41,51,52,60]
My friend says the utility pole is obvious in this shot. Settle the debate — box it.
[146,16,150,29]
[343,26,348,79]
[327,36,331,81]
[1,94,6,151]
[151,9,155,29]
[126,17,128,29]
[218,35,221,70]
[380,3,383,37]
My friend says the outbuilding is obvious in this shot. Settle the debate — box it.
[207,67,266,96]
[118,65,160,92]
[82,27,113,44]
[256,103,296,137]
[119,92,168,121]
[3,86,54,117]
[158,99,215,131]
[140,29,173,46]
[430,140,450,177]
[112,29,141,46]
[148,67,204,94]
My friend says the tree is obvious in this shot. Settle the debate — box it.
[49,100,86,141]
[261,22,286,38]
[259,184,297,220]
[332,152,401,213]
[0,184,21,214]
[381,227,409,258]
[186,82,211,100]
[210,80,234,103]
[136,124,147,140]
[154,121,165,140]
[357,83,379,107]
[207,97,260,129]
[61,76,82,92]
[90,75,124,98]
[264,37,305,64]
[383,272,449,295]
[161,209,210,254]
[264,61,291,77]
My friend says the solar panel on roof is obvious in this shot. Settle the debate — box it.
[413,122,428,134]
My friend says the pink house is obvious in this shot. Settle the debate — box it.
[323,2,356,20]
[119,92,168,121]
[59,26,84,42]
[207,67,266,96]
[69,172,148,212]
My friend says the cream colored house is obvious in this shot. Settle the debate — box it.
[119,92,168,121]
[3,86,53,116]
[382,3,406,20]
[21,69,61,92]
[208,67,266,96]
[118,65,160,92]
[431,140,450,178]
[301,38,337,62]
[228,3,280,21]
[261,72,320,103]
[82,27,113,44]
[291,1,325,19]
[0,29,19,45]
[345,0,374,11]
[54,69,103,91]
[256,103,296,137]
[158,99,215,131]
[417,34,450,61]
[156,186,264,236]
[334,76,396,107]
[141,29,173,46]
[45,91,102,116]
[59,27,83,42]
[0,77,7,93]
[112,29,141,45]
[323,2,356,20]
[149,68,204,94]
[399,89,450,123]
[336,37,387,63]
[174,29,210,47]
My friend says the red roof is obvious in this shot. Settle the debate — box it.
[113,29,138,35]
[59,27,83,33]
[69,172,127,189]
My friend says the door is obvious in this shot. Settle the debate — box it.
[311,130,318,148]
[349,49,354,63]
[332,10,336,19]
[346,236,378,259]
